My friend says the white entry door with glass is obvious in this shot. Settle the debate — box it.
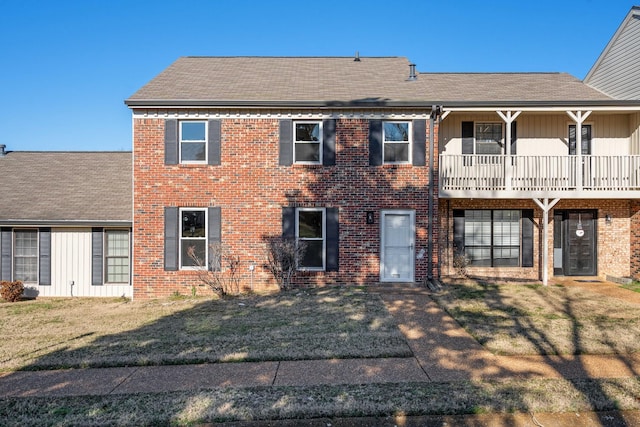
[380,210,415,282]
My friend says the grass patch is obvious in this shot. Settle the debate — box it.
[622,282,640,293]
[0,287,411,371]
[432,282,640,355]
[1,378,639,425]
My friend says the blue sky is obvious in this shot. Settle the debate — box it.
[0,0,635,151]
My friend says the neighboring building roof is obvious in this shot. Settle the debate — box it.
[584,6,640,100]
[0,151,131,225]
[126,56,622,108]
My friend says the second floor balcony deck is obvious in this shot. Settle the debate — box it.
[439,154,640,199]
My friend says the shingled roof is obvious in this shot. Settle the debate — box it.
[126,56,618,107]
[0,151,131,224]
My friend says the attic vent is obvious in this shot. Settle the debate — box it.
[408,63,417,81]
[354,51,361,62]
[0,145,5,157]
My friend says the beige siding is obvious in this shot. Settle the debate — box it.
[440,113,633,156]
[36,228,132,298]
[631,112,640,154]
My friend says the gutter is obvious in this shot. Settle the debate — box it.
[0,220,132,227]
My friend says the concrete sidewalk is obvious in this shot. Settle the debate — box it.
[1,286,639,398]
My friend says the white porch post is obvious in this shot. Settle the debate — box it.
[532,197,560,286]
[566,110,592,191]
[496,110,521,191]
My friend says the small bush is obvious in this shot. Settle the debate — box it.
[1,280,25,302]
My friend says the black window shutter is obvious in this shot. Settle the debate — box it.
[323,119,336,166]
[282,207,296,239]
[369,120,383,166]
[208,207,221,271]
[326,208,339,271]
[522,210,534,267]
[279,120,293,166]
[453,210,465,256]
[165,119,178,165]
[208,119,221,166]
[510,121,517,155]
[92,228,104,286]
[39,228,51,286]
[412,119,426,166]
[0,228,12,281]
[461,122,474,154]
[164,207,179,271]
[582,125,592,155]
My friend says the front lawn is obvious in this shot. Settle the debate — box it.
[432,282,640,355]
[0,287,411,371]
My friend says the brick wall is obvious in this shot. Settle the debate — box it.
[133,116,438,298]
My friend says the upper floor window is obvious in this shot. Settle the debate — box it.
[296,208,325,270]
[105,230,130,284]
[180,121,207,163]
[475,123,503,155]
[569,124,592,155]
[180,208,207,269]
[294,122,322,164]
[14,229,38,283]
[383,122,411,164]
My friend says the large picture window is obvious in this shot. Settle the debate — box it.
[296,208,325,270]
[294,122,322,164]
[14,229,38,283]
[180,121,207,163]
[383,122,411,163]
[105,230,130,283]
[463,210,521,267]
[180,209,207,269]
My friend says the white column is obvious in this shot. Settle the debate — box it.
[566,110,592,191]
[533,198,560,286]
[496,110,521,191]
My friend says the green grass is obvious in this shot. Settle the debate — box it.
[1,378,639,426]
[432,282,640,355]
[622,282,640,293]
[0,287,411,371]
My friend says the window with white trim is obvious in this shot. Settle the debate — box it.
[464,210,520,267]
[14,229,38,283]
[105,230,129,284]
[383,121,411,163]
[180,121,207,163]
[475,123,503,155]
[294,121,322,164]
[296,208,325,270]
[180,208,207,269]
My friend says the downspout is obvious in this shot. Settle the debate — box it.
[428,105,442,281]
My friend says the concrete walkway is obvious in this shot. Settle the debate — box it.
[1,283,639,398]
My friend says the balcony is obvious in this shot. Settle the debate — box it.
[439,154,640,199]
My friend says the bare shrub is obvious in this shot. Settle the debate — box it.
[0,280,24,302]
[265,237,306,291]
[453,253,470,278]
[187,242,242,297]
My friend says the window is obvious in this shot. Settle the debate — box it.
[569,124,592,155]
[180,121,207,163]
[475,123,503,155]
[296,208,325,270]
[383,122,411,163]
[294,122,322,163]
[105,230,129,283]
[14,229,38,282]
[180,209,207,269]
[463,210,521,267]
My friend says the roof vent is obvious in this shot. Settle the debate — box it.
[408,63,417,81]
[354,51,361,62]
[0,144,5,157]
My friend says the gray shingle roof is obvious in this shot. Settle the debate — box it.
[126,56,616,106]
[0,151,131,224]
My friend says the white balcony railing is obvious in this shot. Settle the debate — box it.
[439,155,640,197]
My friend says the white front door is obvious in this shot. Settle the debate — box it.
[380,210,415,282]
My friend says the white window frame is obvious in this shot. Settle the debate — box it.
[383,121,412,164]
[296,207,326,271]
[474,122,504,155]
[179,121,208,164]
[104,229,130,284]
[13,229,39,283]
[293,121,323,165]
[179,208,208,270]
[568,122,593,155]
